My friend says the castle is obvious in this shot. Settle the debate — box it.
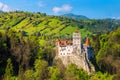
[55,28,94,73]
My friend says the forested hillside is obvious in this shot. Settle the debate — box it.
[0,11,120,80]
[91,27,120,80]
[62,13,89,20]
[0,11,120,38]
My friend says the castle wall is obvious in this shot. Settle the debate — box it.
[58,45,73,56]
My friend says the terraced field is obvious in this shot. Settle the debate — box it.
[0,12,120,39]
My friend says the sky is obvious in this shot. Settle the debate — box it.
[0,0,120,19]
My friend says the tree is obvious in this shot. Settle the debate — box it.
[23,69,35,80]
[34,59,48,80]
[90,72,113,80]
[53,59,65,78]
[49,66,61,80]
[4,58,13,80]
[64,63,90,80]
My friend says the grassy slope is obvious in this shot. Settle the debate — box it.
[0,12,120,39]
[0,12,92,39]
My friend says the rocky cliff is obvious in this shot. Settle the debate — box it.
[55,53,95,74]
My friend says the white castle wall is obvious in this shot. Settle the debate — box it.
[58,45,73,56]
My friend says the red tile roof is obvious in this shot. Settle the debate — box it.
[56,39,73,47]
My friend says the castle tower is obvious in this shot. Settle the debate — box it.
[55,38,60,56]
[85,38,91,47]
[73,28,81,54]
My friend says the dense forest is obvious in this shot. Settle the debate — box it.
[0,11,120,80]
[90,27,120,80]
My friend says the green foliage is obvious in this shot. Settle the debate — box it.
[0,11,120,39]
[4,58,13,80]
[34,59,48,80]
[49,66,61,80]
[64,63,90,80]
[23,69,35,80]
[90,71,113,80]
[91,27,120,79]
[90,34,101,56]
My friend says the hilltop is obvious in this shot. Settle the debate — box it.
[62,13,89,20]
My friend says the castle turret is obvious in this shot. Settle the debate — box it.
[84,37,94,62]
[85,38,90,47]
[73,28,81,54]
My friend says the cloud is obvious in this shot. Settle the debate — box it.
[112,16,120,19]
[0,2,10,12]
[53,4,72,13]
[38,2,45,7]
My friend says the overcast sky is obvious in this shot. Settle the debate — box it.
[0,0,120,19]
